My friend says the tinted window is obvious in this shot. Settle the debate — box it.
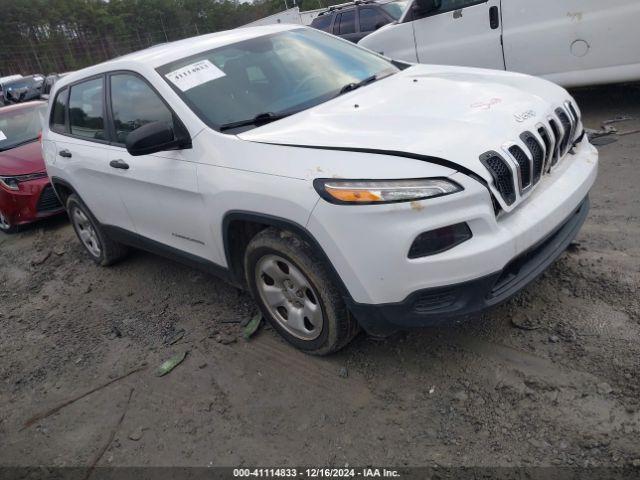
[69,78,105,140]
[311,14,332,32]
[429,0,483,14]
[110,74,173,145]
[51,88,68,133]
[381,0,408,19]
[336,10,356,34]
[359,7,388,31]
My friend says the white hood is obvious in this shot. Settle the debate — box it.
[239,64,576,187]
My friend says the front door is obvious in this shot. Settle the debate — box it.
[412,0,504,69]
[105,72,213,261]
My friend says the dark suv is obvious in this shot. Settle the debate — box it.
[310,0,407,43]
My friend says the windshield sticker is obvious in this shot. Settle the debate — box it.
[165,60,226,92]
[0,131,6,141]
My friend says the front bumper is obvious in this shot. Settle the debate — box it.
[0,177,64,227]
[347,196,589,335]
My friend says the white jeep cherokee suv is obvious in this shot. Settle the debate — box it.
[42,25,598,355]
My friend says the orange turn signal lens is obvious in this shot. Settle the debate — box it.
[315,178,463,205]
[324,187,382,203]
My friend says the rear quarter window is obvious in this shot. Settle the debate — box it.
[50,88,68,133]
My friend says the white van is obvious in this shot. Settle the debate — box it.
[358,0,640,87]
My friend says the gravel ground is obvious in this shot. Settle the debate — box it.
[1,82,639,472]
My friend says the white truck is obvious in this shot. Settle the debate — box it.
[358,0,640,87]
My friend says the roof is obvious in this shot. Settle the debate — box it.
[57,24,301,89]
[0,100,46,114]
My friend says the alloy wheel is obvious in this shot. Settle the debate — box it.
[0,210,11,231]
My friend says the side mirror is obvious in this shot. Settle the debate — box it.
[413,0,441,15]
[125,121,191,156]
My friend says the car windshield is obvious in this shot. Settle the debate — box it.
[381,0,409,19]
[157,28,399,132]
[0,104,46,152]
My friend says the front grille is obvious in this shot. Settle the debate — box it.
[521,133,544,184]
[508,145,531,189]
[556,108,573,155]
[36,185,62,212]
[548,119,561,167]
[538,126,553,169]
[480,151,516,205]
[483,102,580,210]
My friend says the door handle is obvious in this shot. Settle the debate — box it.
[489,6,500,29]
[109,159,130,170]
[58,149,72,158]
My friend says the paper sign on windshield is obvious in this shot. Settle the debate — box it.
[165,60,225,92]
[0,131,7,141]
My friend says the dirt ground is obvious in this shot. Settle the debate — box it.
[1,83,639,472]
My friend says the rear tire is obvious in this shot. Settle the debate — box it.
[245,227,359,355]
[66,194,128,266]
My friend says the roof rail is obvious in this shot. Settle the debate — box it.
[318,0,376,15]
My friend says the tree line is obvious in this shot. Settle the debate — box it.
[0,0,339,76]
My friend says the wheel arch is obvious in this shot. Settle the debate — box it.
[50,176,77,206]
[222,211,353,301]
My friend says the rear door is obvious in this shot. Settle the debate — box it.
[357,6,394,40]
[412,0,504,69]
[333,8,361,43]
[49,77,134,230]
[105,72,212,260]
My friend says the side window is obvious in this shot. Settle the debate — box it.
[110,74,174,145]
[69,78,105,140]
[311,14,333,32]
[336,10,356,35]
[423,0,484,15]
[50,88,68,134]
[359,7,389,32]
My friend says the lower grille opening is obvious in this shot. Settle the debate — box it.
[36,185,62,212]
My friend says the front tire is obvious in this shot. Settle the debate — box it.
[244,228,359,355]
[66,194,128,266]
[0,210,17,234]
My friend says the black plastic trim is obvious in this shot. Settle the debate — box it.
[348,196,590,335]
[222,211,352,298]
[103,225,233,283]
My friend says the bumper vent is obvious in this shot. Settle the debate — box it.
[482,102,581,208]
[36,185,62,212]
[480,151,516,206]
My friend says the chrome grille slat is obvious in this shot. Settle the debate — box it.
[482,102,582,212]
[520,132,545,185]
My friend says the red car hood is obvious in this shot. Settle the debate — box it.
[0,140,45,176]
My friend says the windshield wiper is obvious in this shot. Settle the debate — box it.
[0,137,38,152]
[337,74,379,95]
[219,112,292,132]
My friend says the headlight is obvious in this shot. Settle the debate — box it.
[0,176,20,191]
[314,178,463,205]
[0,172,48,191]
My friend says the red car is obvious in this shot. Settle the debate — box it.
[0,101,64,233]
